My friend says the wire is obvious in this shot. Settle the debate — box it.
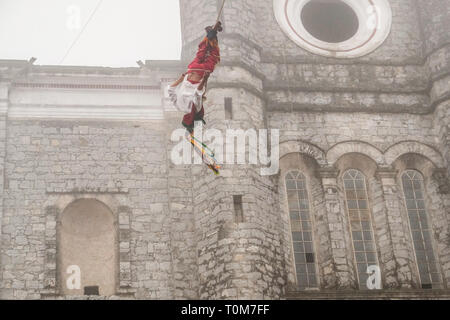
[59,0,104,65]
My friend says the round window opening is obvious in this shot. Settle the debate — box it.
[274,0,393,58]
[301,0,359,43]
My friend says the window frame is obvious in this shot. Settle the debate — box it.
[341,168,381,290]
[284,170,320,290]
[399,169,444,289]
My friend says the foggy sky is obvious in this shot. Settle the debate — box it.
[0,0,182,67]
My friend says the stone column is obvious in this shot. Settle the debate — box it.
[317,167,355,289]
[375,167,414,288]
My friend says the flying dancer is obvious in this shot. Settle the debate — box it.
[168,21,222,133]
[168,22,223,175]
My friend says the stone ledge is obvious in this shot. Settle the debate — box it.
[285,289,450,300]
[40,293,135,300]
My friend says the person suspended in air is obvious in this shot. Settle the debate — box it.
[168,21,222,133]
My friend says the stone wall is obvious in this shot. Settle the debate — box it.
[0,0,449,299]
[0,115,180,298]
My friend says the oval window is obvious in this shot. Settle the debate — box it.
[274,0,393,58]
[301,0,359,43]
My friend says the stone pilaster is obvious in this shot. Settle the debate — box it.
[432,169,450,195]
[428,168,450,287]
[0,81,9,296]
[375,168,414,288]
[419,0,450,177]
[317,167,355,289]
[164,110,199,300]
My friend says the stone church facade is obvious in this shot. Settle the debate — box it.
[0,0,449,299]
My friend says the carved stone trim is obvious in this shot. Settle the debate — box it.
[317,167,339,194]
[432,168,450,194]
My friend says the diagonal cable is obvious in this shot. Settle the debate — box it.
[59,0,104,65]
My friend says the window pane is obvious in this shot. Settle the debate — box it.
[343,169,379,289]
[303,232,312,241]
[351,220,362,231]
[302,221,311,231]
[364,241,374,252]
[354,241,364,251]
[285,171,318,289]
[293,242,303,252]
[296,264,307,273]
[304,242,313,253]
[290,211,300,220]
[355,252,366,262]
[401,170,442,289]
[286,180,296,189]
[305,253,315,263]
[363,231,372,241]
[352,231,363,241]
[361,221,371,230]
[292,232,302,241]
[357,263,367,274]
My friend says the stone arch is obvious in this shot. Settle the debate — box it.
[392,153,449,288]
[279,140,327,166]
[59,199,117,296]
[327,141,384,167]
[278,152,335,289]
[42,194,133,297]
[384,141,445,168]
[333,152,384,288]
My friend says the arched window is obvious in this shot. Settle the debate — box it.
[401,170,442,289]
[285,171,318,289]
[59,199,117,296]
[343,169,379,289]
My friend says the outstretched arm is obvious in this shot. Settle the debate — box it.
[170,73,186,87]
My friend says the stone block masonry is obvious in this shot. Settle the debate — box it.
[0,0,449,299]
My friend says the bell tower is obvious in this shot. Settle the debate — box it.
[178,0,450,298]
[179,0,286,299]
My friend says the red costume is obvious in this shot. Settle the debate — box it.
[168,24,222,132]
[182,37,220,130]
[187,37,221,79]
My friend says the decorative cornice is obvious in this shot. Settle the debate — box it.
[317,167,339,179]
[267,100,430,115]
[207,81,265,101]
[8,104,164,121]
[376,167,398,180]
[12,82,160,91]
[264,83,429,95]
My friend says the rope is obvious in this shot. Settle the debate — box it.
[216,0,226,24]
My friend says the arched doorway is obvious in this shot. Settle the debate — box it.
[58,199,117,296]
